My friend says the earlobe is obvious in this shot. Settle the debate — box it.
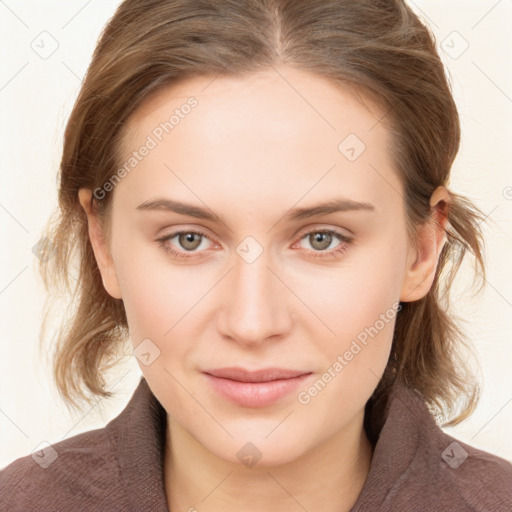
[78,188,123,300]
[400,186,450,302]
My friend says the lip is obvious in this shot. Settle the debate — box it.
[203,367,313,408]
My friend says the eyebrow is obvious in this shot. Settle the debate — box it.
[135,197,375,222]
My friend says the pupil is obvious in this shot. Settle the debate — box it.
[311,232,331,250]
[180,233,200,250]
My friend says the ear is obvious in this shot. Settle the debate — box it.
[78,188,122,300]
[400,186,450,302]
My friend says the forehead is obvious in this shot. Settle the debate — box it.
[122,67,387,147]
[114,67,400,214]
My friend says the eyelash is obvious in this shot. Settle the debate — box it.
[157,228,353,261]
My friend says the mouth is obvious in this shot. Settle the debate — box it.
[202,367,313,408]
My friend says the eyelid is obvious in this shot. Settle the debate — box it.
[293,223,354,241]
[157,225,219,245]
[158,224,352,245]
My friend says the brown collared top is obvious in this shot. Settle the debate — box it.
[1,377,511,511]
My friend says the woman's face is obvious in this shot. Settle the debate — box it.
[84,67,430,466]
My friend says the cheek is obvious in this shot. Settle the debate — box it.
[296,233,406,336]
[295,234,406,388]
[111,233,208,345]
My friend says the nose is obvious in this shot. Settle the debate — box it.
[216,249,293,347]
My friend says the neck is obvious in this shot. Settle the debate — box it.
[164,409,373,512]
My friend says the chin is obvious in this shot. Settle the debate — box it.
[201,428,312,469]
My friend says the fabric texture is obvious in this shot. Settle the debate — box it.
[1,376,511,511]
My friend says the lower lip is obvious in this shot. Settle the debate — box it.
[203,373,313,408]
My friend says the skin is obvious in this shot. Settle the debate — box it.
[79,66,449,512]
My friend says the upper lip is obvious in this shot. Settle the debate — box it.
[203,367,311,383]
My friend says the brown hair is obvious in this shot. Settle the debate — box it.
[38,0,485,425]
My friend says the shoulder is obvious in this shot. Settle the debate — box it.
[358,382,512,511]
[424,426,512,510]
[0,378,168,512]
[0,423,129,512]
[394,385,512,510]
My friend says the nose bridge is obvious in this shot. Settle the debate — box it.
[217,244,291,344]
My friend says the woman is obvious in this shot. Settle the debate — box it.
[1,0,511,510]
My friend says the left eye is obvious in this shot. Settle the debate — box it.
[298,231,344,251]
